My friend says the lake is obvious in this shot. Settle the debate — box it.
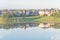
[0,23,60,40]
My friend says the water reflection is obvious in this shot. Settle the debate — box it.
[0,23,60,29]
[0,23,60,40]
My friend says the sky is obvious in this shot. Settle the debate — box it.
[0,0,60,9]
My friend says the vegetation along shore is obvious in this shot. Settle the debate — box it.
[0,8,60,24]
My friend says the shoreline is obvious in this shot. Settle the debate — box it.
[0,16,60,24]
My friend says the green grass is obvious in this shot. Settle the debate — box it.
[8,16,60,23]
[0,16,60,24]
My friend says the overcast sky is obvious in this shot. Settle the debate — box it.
[0,0,60,9]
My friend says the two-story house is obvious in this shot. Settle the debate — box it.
[38,9,51,16]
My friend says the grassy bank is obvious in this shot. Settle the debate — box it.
[0,16,60,24]
[0,17,7,24]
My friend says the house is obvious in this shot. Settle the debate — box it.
[4,9,16,17]
[2,9,9,17]
[26,10,30,16]
[54,9,59,13]
[0,10,2,17]
[13,10,23,17]
[31,9,38,16]
[38,9,44,16]
[8,9,26,17]
[2,9,8,14]
[38,9,51,16]
[10,10,22,17]
[50,8,59,14]
[17,10,23,16]
[50,9,56,13]
[22,9,26,14]
[26,9,38,16]
[44,9,51,16]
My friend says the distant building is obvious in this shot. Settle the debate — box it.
[2,9,8,14]
[26,9,38,16]
[50,9,56,13]
[26,10,30,16]
[22,9,26,14]
[17,10,23,16]
[50,8,59,14]
[14,10,23,17]
[1,9,9,17]
[38,9,51,16]
[31,9,38,16]
[1,9,60,17]
[38,9,44,16]
[0,10,2,17]
[10,10,22,17]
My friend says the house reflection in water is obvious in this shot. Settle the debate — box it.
[0,23,55,29]
[38,23,52,29]
[15,23,39,29]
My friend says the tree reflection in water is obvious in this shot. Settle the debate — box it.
[0,23,60,29]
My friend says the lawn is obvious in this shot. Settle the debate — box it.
[0,17,7,24]
[0,16,60,24]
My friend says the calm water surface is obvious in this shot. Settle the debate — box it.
[0,23,60,40]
